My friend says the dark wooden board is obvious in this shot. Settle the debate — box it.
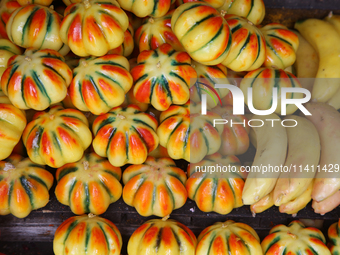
[263,0,340,10]
[262,9,340,27]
